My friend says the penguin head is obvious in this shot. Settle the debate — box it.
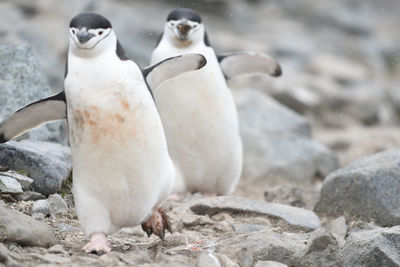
[164,8,205,46]
[69,13,116,57]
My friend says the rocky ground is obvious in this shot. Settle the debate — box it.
[0,0,400,266]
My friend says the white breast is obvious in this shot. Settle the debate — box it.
[65,52,174,236]
[150,40,242,195]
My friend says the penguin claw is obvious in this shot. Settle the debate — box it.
[141,208,172,241]
[141,220,153,237]
[159,208,172,234]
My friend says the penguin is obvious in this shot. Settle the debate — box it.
[0,13,207,254]
[150,8,281,195]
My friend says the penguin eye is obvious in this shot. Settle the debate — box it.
[193,24,198,28]
[71,29,76,34]
[169,22,175,27]
[98,31,103,35]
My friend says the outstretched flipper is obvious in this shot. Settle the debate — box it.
[141,208,172,241]
[218,52,282,79]
[142,54,207,89]
[0,91,67,143]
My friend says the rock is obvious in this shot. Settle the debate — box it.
[197,252,221,267]
[15,191,45,201]
[114,248,153,265]
[298,228,341,267]
[236,88,311,137]
[0,140,72,195]
[32,199,50,219]
[0,170,33,190]
[0,44,67,144]
[32,212,45,221]
[99,251,124,266]
[182,211,215,228]
[0,243,8,263]
[217,229,309,266]
[314,149,400,226]
[57,223,80,233]
[32,253,72,264]
[315,126,400,167]
[0,203,56,247]
[48,244,66,254]
[326,216,347,248]
[307,54,369,85]
[235,89,338,184]
[264,186,305,207]
[215,253,239,267]
[190,196,321,231]
[254,261,288,267]
[341,226,400,266]
[232,223,269,234]
[237,248,253,267]
[270,86,321,115]
[48,194,68,217]
[0,176,23,194]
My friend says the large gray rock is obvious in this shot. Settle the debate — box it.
[314,150,400,226]
[341,226,400,266]
[217,228,309,266]
[0,140,72,195]
[235,89,338,184]
[0,203,56,247]
[190,196,321,231]
[0,44,67,144]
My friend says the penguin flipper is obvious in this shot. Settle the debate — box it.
[142,54,207,89]
[217,52,282,79]
[0,91,67,143]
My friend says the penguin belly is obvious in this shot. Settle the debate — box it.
[152,50,242,195]
[65,59,174,236]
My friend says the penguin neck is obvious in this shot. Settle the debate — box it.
[167,37,206,52]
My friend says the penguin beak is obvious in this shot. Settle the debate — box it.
[76,30,95,44]
[177,22,192,40]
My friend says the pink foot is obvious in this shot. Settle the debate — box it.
[82,233,111,255]
[141,208,172,240]
[168,193,181,201]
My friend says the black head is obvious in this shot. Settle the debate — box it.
[164,8,206,45]
[70,13,112,30]
[167,8,202,23]
[69,13,115,52]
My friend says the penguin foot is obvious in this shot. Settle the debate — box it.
[82,233,111,255]
[141,208,172,241]
[168,193,181,201]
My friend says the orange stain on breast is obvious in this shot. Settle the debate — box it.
[120,99,130,110]
[71,103,140,145]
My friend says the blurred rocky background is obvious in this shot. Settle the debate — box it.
[0,0,399,266]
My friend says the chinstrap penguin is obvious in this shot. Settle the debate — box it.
[0,13,207,254]
[151,8,281,195]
